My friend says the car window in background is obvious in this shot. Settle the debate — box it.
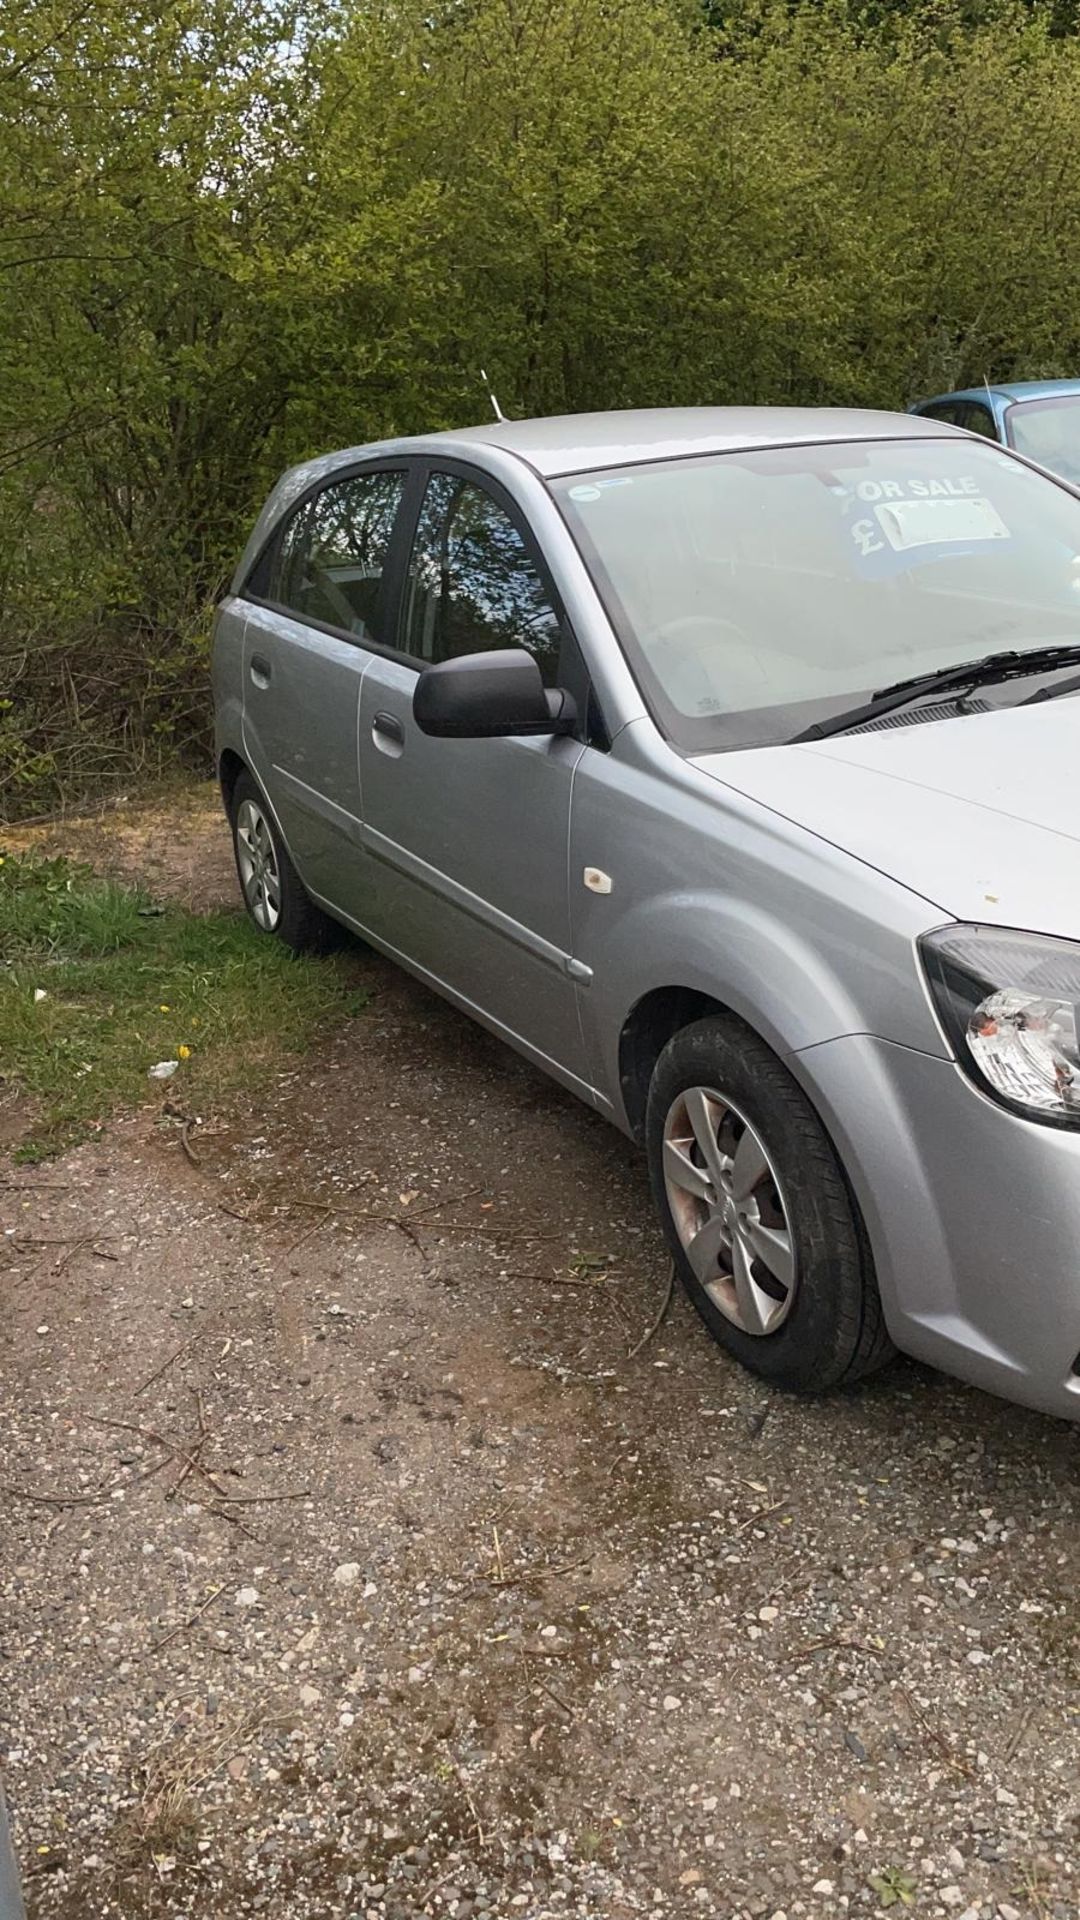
[399,472,562,684]
[919,402,965,426]
[960,402,997,439]
[1005,394,1080,484]
[269,469,405,641]
[553,438,1080,752]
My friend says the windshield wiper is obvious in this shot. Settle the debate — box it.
[793,644,1080,743]
[1019,665,1080,708]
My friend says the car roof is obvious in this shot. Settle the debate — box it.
[917,379,1080,410]
[419,405,956,477]
[229,406,980,593]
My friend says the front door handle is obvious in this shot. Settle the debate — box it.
[250,654,272,689]
[372,711,405,745]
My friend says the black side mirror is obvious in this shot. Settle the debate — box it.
[413,649,577,740]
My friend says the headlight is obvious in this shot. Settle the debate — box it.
[920,926,1080,1128]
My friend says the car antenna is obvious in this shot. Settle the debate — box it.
[480,368,507,423]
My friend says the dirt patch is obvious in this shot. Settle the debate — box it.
[2,781,234,914]
[2,793,1079,1920]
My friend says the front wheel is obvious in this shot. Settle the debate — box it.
[645,1015,894,1392]
[230,771,338,953]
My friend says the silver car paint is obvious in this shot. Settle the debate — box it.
[704,701,1080,940]
[213,408,1080,1420]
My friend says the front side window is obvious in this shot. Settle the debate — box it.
[399,472,562,684]
[268,468,405,641]
[553,437,1080,751]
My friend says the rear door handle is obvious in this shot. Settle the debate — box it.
[250,654,272,689]
[372,711,404,744]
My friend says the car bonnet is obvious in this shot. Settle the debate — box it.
[693,699,1080,939]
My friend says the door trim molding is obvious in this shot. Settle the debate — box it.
[360,822,592,984]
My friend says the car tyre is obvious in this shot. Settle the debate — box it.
[646,1015,894,1392]
[229,770,339,954]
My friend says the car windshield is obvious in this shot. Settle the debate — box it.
[552,437,1080,751]
[1005,394,1080,484]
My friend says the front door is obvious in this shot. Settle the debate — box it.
[357,464,593,1092]
[241,463,407,922]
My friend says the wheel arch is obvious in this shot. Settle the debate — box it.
[619,985,734,1143]
[218,746,247,817]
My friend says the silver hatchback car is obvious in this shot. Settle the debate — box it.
[213,408,1080,1420]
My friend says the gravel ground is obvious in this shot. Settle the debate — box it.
[2,790,1078,1919]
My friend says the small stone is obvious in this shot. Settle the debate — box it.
[235,1587,258,1609]
[540,1624,558,1638]
[995,1786,1018,1807]
[662,1695,682,1712]
[702,1796,718,1813]
[333,1562,361,1587]
[759,1606,779,1623]
[812,1882,834,1896]
[998,1905,1022,1920]
[968,1649,990,1666]
[942,1889,964,1908]
[36,1325,49,1336]
[299,1683,322,1708]
[679,1870,702,1886]
[947,1849,966,1873]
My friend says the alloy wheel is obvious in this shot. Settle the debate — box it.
[662,1085,797,1336]
[235,797,282,932]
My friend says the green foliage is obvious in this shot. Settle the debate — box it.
[869,1866,919,1908]
[0,854,367,1158]
[5,0,1080,816]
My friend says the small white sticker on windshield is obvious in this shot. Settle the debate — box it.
[568,484,602,502]
[874,495,1010,550]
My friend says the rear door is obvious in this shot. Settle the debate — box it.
[240,463,408,922]
[356,462,593,1091]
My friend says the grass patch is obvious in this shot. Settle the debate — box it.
[0,853,368,1159]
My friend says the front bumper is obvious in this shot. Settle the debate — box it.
[795,1033,1080,1420]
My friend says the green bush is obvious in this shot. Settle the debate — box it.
[3,0,1080,817]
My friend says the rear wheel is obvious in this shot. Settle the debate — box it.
[229,770,338,953]
[645,1015,893,1392]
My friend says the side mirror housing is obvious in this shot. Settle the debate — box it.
[413,649,577,740]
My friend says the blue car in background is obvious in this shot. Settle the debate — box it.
[910,379,1080,485]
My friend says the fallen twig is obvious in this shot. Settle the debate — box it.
[1003,1701,1039,1765]
[207,1488,310,1506]
[503,1268,631,1327]
[736,1495,792,1533]
[131,1331,203,1399]
[440,1744,487,1850]
[87,1416,230,1499]
[2,1482,110,1509]
[787,1633,972,1778]
[522,1651,575,1718]
[627,1261,676,1359]
[153,1585,224,1654]
[180,1120,201,1168]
